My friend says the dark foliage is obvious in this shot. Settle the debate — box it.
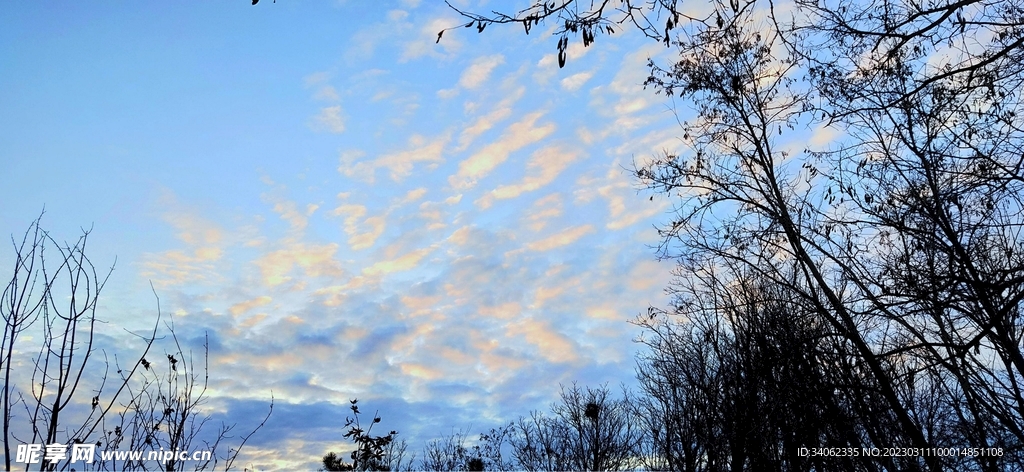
[322,399,409,472]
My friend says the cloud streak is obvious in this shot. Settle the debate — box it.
[450,111,555,190]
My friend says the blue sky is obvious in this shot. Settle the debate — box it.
[1,1,690,469]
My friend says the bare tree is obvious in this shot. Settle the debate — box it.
[1,216,271,471]
[1,215,160,471]
[634,268,908,471]
[549,384,643,471]
[419,428,484,472]
[494,384,641,471]
[507,410,573,472]
[93,322,273,472]
[447,0,1024,469]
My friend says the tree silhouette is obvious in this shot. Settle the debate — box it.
[419,428,488,472]
[468,384,642,471]
[321,399,410,472]
[449,0,1024,469]
[1,215,271,471]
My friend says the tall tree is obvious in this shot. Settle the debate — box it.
[447,0,1024,469]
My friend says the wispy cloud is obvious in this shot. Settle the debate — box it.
[400,187,428,204]
[139,191,228,287]
[313,85,340,101]
[588,44,667,135]
[506,318,580,364]
[477,146,583,208]
[303,71,331,86]
[254,242,344,287]
[230,295,273,316]
[522,193,563,232]
[450,111,555,190]
[363,246,436,277]
[525,224,595,251]
[459,54,505,89]
[575,162,665,230]
[560,71,594,91]
[333,201,387,251]
[455,87,524,151]
[272,200,319,233]
[311,105,346,134]
[340,133,450,183]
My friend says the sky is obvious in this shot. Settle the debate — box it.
[1,2,689,469]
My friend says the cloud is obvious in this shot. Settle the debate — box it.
[560,71,594,91]
[313,85,340,101]
[230,296,273,316]
[459,54,505,89]
[446,225,473,247]
[303,71,330,86]
[506,318,579,364]
[479,301,521,320]
[456,87,524,151]
[400,294,444,317]
[337,149,365,173]
[254,242,344,287]
[627,259,671,293]
[808,123,842,150]
[313,276,372,307]
[400,187,428,204]
[449,111,555,190]
[417,200,447,230]
[387,9,409,22]
[400,362,444,380]
[140,193,228,286]
[164,207,224,249]
[140,250,219,287]
[437,88,459,99]
[362,247,435,277]
[477,146,582,208]
[533,284,564,308]
[525,225,595,251]
[576,161,666,230]
[587,44,667,135]
[351,216,386,250]
[339,134,449,183]
[522,193,563,232]
[311,105,346,134]
[333,202,386,250]
[270,200,315,233]
[304,70,340,102]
